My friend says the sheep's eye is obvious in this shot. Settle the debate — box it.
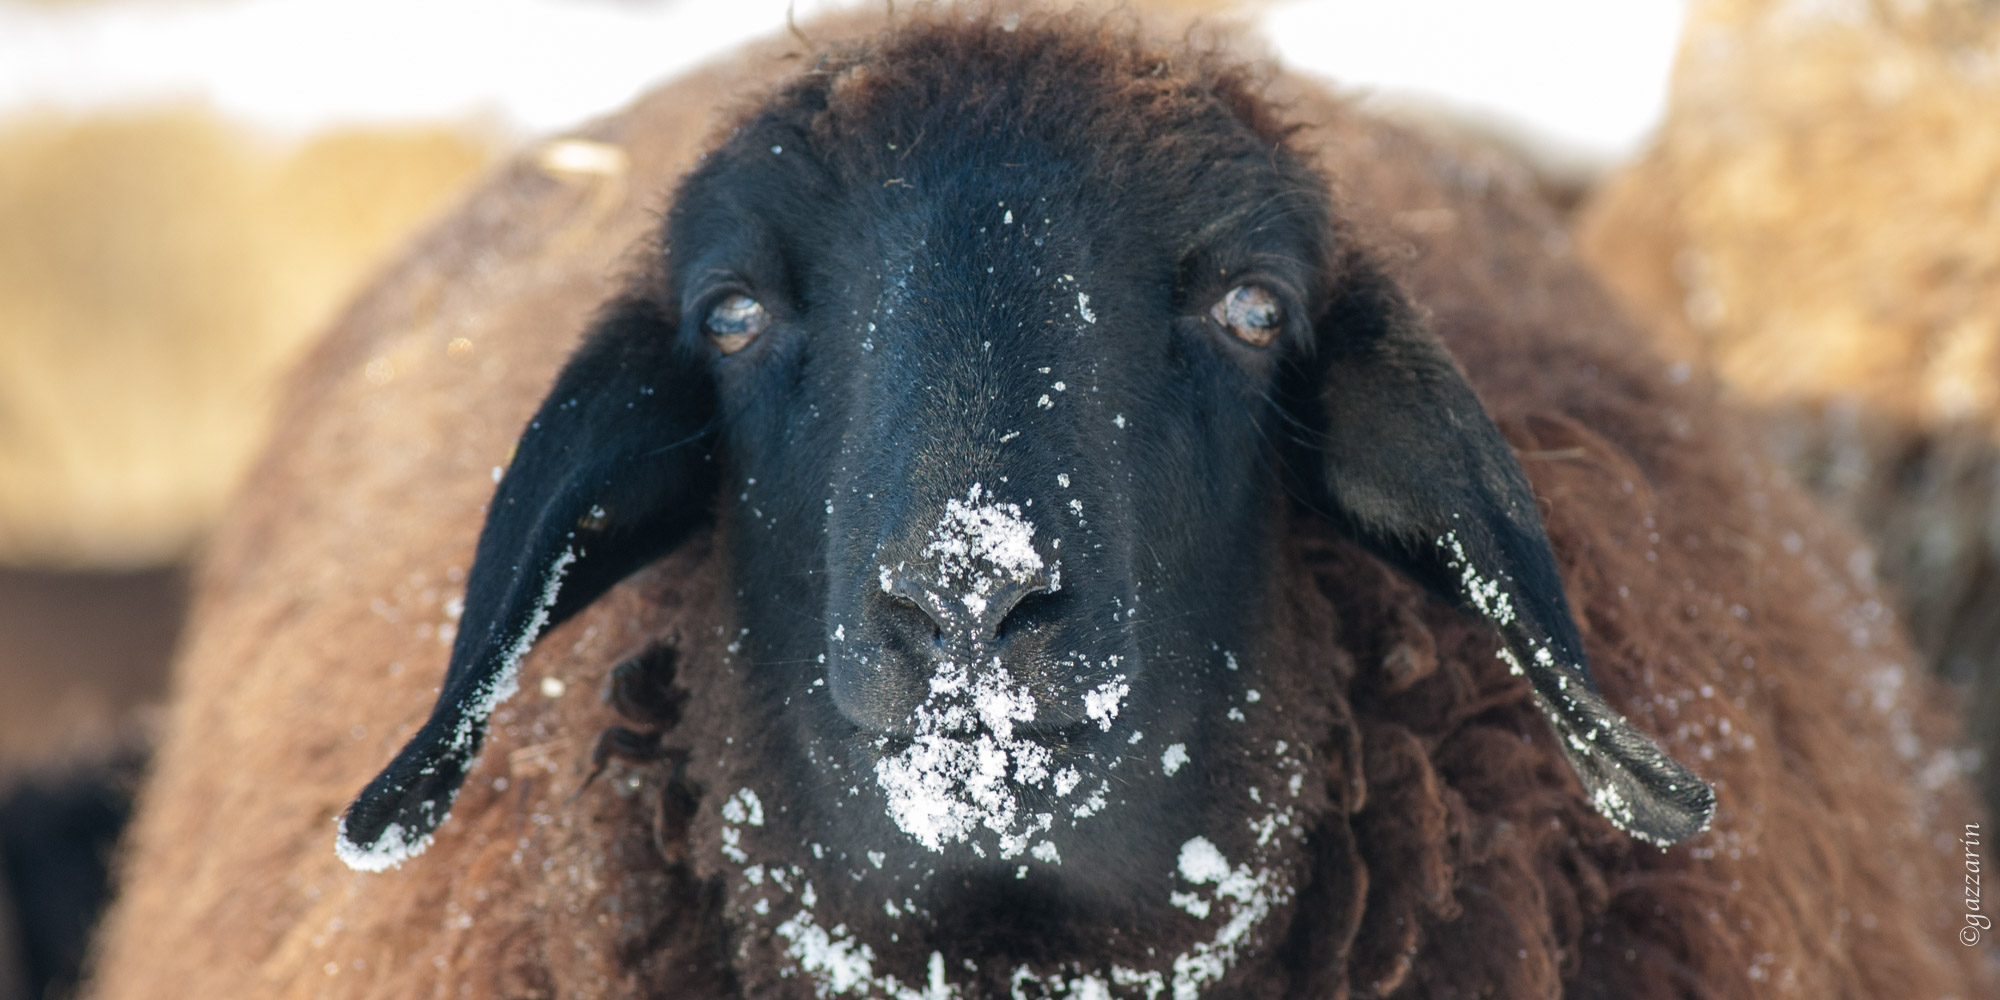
[1211,284,1284,348]
[705,294,769,354]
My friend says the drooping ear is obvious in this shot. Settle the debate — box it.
[1287,261,1714,846]
[336,292,719,870]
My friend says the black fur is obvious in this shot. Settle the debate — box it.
[1,759,141,1000]
[338,13,1712,986]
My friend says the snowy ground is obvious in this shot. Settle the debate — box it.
[0,0,1685,164]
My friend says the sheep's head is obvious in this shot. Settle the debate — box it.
[337,14,1713,995]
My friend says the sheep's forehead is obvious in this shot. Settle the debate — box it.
[744,29,1303,227]
[808,22,1288,151]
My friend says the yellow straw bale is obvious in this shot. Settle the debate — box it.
[0,109,491,568]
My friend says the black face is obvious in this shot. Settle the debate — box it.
[336,17,1714,997]
[664,62,1325,891]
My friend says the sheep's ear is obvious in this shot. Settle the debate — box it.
[336,294,717,871]
[1291,263,1715,846]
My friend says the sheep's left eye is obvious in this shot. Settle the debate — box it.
[1211,284,1284,347]
[705,294,769,354]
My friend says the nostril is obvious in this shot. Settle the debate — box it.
[881,589,944,649]
[884,577,946,632]
[876,567,1056,649]
[910,598,946,645]
[993,587,1059,643]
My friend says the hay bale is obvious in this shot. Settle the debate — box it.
[0,110,492,569]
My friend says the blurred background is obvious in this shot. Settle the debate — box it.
[0,0,1994,997]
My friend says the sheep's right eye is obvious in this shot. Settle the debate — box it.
[1211,284,1284,348]
[705,294,769,354]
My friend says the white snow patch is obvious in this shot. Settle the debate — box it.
[335,817,432,873]
[775,902,963,1000]
[1083,676,1130,731]
[460,545,576,755]
[874,658,1095,857]
[723,788,766,827]
[719,787,765,864]
[1053,766,1082,797]
[1166,837,1288,1000]
[721,827,749,864]
[1077,293,1097,324]
[775,912,879,997]
[1161,743,1190,777]
[1176,837,1232,884]
[915,484,1047,624]
[1439,529,1515,625]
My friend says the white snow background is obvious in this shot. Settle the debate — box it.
[0,0,1687,165]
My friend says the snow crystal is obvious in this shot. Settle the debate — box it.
[1053,766,1082,796]
[720,787,765,864]
[874,661,1056,854]
[776,903,961,1000]
[1438,529,1515,625]
[1176,837,1231,884]
[723,788,766,827]
[1166,836,1288,1000]
[915,485,1047,623]
[461,546,575,755]
[334,818,432,873]
[1083,676,1130,731]
[775,911,878,997]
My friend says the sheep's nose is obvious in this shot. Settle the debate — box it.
[880,569,1052,647]
[832,563,1059,735]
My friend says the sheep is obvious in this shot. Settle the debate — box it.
[86,7,1993,1000]
[1574,0,2000,824]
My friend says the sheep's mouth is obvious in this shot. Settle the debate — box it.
[861,712,1121,857]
